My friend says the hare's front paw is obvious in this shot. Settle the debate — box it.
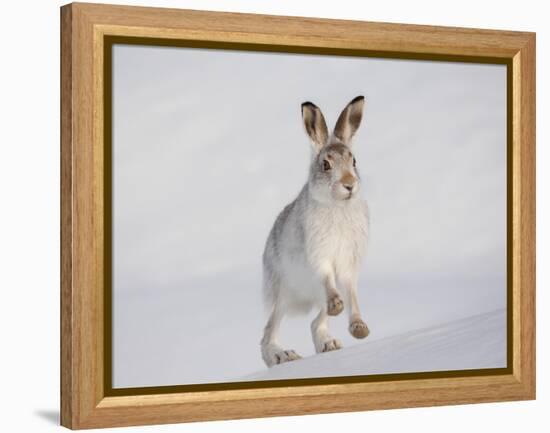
[274,349,302,365]
[327,294,344,316]
[321,338,342,353]
[349,319,370,339]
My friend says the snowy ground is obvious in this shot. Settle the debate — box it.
[112,261,507,388]
[241,308,506,382]
[113,278,507,387]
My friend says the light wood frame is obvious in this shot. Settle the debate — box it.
[60,2,536,429]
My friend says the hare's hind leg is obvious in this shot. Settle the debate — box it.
[261,304,301,367]
[311,309,342,353]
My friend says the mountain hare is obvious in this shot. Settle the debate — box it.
[261,96,370,367]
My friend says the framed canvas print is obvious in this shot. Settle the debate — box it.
[60,2,536,429]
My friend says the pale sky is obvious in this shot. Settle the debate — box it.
[112,44,507,387]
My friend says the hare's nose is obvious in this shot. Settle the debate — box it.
[343,184,354,192]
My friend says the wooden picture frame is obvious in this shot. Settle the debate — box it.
[60,2,536,429]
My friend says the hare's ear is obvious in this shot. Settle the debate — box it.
[301,101,329,153]
[333,96,365,146]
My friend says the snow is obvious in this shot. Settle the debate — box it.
[241,308,506,382]
[112,263,507,388]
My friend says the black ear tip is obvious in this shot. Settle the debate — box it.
[301,101,317,111]
[351,95,365,104]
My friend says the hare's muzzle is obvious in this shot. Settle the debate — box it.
[343,184,354,192]
[340,172,358,198]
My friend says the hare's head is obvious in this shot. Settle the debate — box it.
[301,96,365,203]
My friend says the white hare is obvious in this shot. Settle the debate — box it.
[261,96,370,367]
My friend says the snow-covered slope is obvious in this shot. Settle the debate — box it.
[242,308,506,382]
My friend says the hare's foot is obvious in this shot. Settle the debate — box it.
[311,309,341,353]
[274,349,301,364]
[327,294,344,316]
[261,343,302,367]
[319,337,342,353]
[349,319,370,339]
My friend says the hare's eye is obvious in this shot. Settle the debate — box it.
[353,157,357,167]
[323,160,331,171]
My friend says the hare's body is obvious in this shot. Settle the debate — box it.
[263,185,368,315]
[261,96,371,367]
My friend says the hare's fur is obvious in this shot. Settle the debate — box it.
[261,96,370,367]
